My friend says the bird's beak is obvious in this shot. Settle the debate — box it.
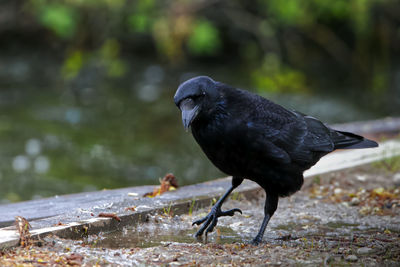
[179,98,199,131]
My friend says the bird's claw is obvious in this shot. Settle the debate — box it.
[192,207,242,238]
[219,208,242,217]
[250,237,262,246]
[192,217,207,226]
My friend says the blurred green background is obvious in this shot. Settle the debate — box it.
[1,0,399,203]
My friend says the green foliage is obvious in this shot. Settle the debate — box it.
[100,39,120,59]
[313,176,321,186]
[128,14,151,33]
[37,3,78,39]
[99,39,127,78]
[267,0,309,25]
[230,191,241,201]
[163,202,173,217]
[314,1,350,19]
[265,0,378,34]
[187,20,221,56]
[136,0,155,10]
[62,39,127,80]
[107,60,127,78]
[188,198,195,216]
[62,50,84,79]
[103,0,125,9]
[253,54,308,93]
[352,0,371,34]
[372,68,389,96]
[372,155,400,173]
[15,0,400,105]
[128,0,156,33]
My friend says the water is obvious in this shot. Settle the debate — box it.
[87,226,242,249]
[0,57,383,203]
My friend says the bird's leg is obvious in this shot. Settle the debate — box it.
[192,177,243,238]
[251,191,278,245]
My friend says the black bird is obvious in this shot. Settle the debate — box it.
[174,76,378,245]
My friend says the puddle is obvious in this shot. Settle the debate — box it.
[85,226,244,249]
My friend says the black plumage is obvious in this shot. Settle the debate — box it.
[174,76,378,244]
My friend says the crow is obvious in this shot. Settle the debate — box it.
[174,76,378,245]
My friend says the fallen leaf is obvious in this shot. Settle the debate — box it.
[98,213,121,222]
[144,173,178,197]
[125,206,136,212]
[15,216,31,247]
[66,253,84,266]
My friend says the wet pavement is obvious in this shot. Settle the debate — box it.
[1,163,399,266]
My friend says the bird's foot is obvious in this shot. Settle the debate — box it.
[250,236,262,246]
[192,206,242,237]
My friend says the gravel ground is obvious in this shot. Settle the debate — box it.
[1,164,400,266]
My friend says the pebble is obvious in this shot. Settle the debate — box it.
[345,255,358,262]
[334,188,342,195]
[393,173,400,186]
[356,175,367,182]
[350,197,360,206]
[357,247,373,255]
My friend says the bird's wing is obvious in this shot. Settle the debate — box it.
[244,109,334,165]
[300,114,334,152]
[243,114,297,164]
[223,87,334,165]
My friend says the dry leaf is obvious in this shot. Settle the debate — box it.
[98,213,121,222]
[125,206,136,212]
[144,173,178,197]
[66,253,84,265]
[15,216,31,247]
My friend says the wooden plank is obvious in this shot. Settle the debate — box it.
[305,139,400,177]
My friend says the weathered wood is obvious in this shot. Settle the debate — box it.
[331,117,400,136]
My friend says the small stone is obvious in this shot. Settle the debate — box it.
[393,173,400,186]
[341,202,350,207]
[345,255,358,262]
[356,175,367,182]
[334,188,342,195]
[359,206,372,215]
[337,247,345,254]
[350,197,360,206]
[357,247,373,255]
[373,207,382,214]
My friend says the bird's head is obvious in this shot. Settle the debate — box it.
[174,76,219,131]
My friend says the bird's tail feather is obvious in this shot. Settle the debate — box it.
[331,130,378,149]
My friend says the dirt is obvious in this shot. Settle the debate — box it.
[1,164,399,266]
